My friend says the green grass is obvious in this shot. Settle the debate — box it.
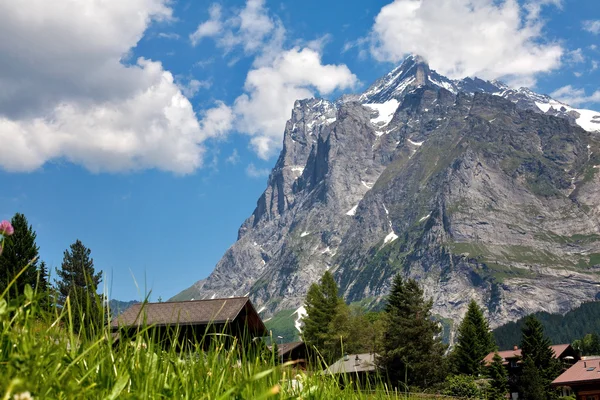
[3,270,455,399]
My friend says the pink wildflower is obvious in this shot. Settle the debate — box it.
[0,220,14,236]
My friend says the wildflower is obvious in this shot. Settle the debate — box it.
[269,384,281,395]
[13,392,33,400]
[0,220,14,236]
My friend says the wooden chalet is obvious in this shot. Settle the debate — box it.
[324,353,378,387]
[552,357,600,399]
[110,297,267,350]
[483,344,579,399]
[270,341,313,369]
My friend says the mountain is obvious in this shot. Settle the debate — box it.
[108,299,139,319]
[172,55,600,338]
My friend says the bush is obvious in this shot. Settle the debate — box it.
[443,374,484,398]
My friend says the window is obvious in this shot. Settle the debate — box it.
[585,395,599,400]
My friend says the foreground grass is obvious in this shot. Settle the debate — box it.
[1,288,445,400]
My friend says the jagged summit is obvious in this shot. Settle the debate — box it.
[173,55,600,340]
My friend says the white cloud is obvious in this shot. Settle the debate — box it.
[566,48,585,64]
[233,47,357,159]
[246,163,270,178]
[190,4,223,46]
[179,79,211,98]
[198,101,235,140]
[157,32,180,40]
[583,20,600,35]
[191,0,277,57]
[226,149,240,165]
[593,60,599,71]
[550,85,600,107]
[0,0,208,174]
[368,0,563,85]
[188,0,358,160]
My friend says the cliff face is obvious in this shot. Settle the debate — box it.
[173,55,600,335]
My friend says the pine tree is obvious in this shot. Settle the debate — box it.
[0,213,39,295]
[55,240,103,334]
[487,352,508,400]
[519,356,546,400]
[301,271,342,363]
[453,299,496,376]
[378,275,447,389]
[37,261,52,311]
[519,316,561,399]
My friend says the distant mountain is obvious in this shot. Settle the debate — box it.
[493,300,600,349]
[108,299,138,319]
[173,54,600,339]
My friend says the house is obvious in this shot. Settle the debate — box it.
[483,344,579,399]
[324,353,378,387]
[270,341,313,369]
[110,297,267,350]
[552,357,600,398]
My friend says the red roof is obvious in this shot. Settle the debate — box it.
[553,358,600,386]
[483,344,572,366]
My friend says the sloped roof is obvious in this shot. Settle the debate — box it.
[110,297,259,329]
[324,353,377,374]
[269,341,306,357]
[483,344,573,366]
[553,358,600,386]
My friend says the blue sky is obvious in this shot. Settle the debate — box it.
[1,0,599,301]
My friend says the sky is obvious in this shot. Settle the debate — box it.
[1,0,599,302]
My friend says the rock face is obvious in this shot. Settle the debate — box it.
[173,55,600,335]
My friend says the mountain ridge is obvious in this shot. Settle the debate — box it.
[172,55,600,338]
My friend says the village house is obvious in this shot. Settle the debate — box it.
[324,353,378,387]
[483,344,579,399]
[270,341,313,369]
[552,357,600,399]
[110,297,266,350]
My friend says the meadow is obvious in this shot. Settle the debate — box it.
[0,284,464,399]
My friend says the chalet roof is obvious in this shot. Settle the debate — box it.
[324,353,377,375]
[483,344,573,366]
[272,341,306,357]
[110,297,262,330]
[553,358,600,386]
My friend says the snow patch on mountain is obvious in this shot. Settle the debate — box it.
[294,306,307,333]
[346,205,358,216]
[384,231,399,244]
[363,99,400,126]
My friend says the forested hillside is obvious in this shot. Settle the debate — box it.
[493,301,600,349]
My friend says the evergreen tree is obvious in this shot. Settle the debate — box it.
[453,299,496,376]
[0,213,39,295]
[37,261,52,311]
[302,271,342,363]
[519,316,561,399]
[487,352,509,400]
[55,240,103,334]
[378,275,447,389]
[519,357,546,400]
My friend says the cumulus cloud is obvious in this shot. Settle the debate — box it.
[583,20,600,35]
[368,0,563,85]
[189,0,358,159]
[0,0,208,174]
[190,4,223,46]
[550,85,600,107]
[234,47,357,159]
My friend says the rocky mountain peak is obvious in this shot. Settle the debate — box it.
[174,56,600,340]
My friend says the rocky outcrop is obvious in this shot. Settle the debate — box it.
[173,55,600,335]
